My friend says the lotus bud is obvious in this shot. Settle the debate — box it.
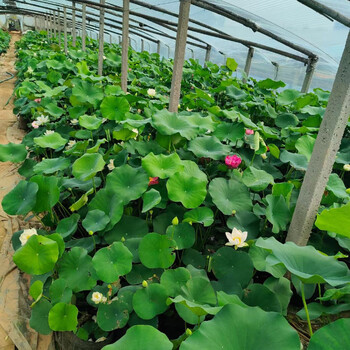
[232,210,236,215]
[142,280,148,288]
[89,231,94,236]
[186,329,192,336]
[343,164,350,172]
[172,217,179,226]
[121,237,126,242]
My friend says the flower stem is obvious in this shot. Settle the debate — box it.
[301,283,313,337]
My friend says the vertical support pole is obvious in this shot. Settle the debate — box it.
[34,16,38,31]
[157,40,161,55]
[110,34,112,44]
[205,44,211,63]
[169,0,191,113]
[48,13,51,40]
[72,1,77,47]
[119,36,121,45]
[121,0,130,92]
[141,39,144,52]
[57,9,61,47]
[53,11,57,38]
[301,57,318,93]
[82,3,87,51]
[98,0,106,76]
[286,33,350,246]
[64,7,68,54]
[46,14,49,39]
[243,47,254,83]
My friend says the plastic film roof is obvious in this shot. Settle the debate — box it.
[0,0,349,90]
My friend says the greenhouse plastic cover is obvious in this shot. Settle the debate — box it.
[0,0,349,91]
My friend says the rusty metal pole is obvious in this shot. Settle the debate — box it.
[169,0,191,112]
[286,32,350,246]
[121,0,130,92]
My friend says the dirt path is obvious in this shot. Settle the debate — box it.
[0,34,54,350]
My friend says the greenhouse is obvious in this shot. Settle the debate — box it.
[0,0,349,349]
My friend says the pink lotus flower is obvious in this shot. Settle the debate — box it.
[149,177,159,185]
[34,98,41,103]
[245,129,254,135]
[31,121,39,129]
[225,155,242,169]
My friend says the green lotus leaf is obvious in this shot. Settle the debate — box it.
[2,180,38,215]
[33,157,70,174]
[209,178,252,215]
[295,135,315,161]
[183,207,214,227]
[34,132,68,150]
[29,280,44,302]
[179,304,300,350]
[139,233,176,269]
[105,164,149,205]
[265,194,291,234]
[180,276,217,306]
[276,89,301,105]
[49,278,73,305]
[133,284,169,320]
[13,235,59,275]
[242,166,274,191]
[275,113,299,128]
[256,237,350,286]
[257,78,286,90]
[78,114,103,130]
[151,109,198,140]
[188,136,231,160]
[48,303,78,331]
[226,57,238,71]
[170,296,220,318]
[82,209,110,233]
[97,299,129,331]
[212,247,254,288]
[56,214,80,239]
[213,122,245,143]
[92,242,133,283]
[100,96,130,121]
[166,223,195,250]
[142,189,161,213]
[160,267,191,297]
[103,325,172,350]
[226,85,248,100]
[44,103,64,118]
[308,318,350,350]
[326,173,349,199]
[70,79,104,107]
[30,299,52,335]
[280,150,308,171]
[58,247,97,292]
[89,189,124,230]
[227,211,260,240]
[315,202,350,237]
[181,160,207,181]
[264,276,292,316]
[167,172,207,209]
[72,153,105,181]
[0,142,27,162]
[141,152,184,179]
[30,175,60,212]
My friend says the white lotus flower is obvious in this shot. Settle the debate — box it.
[27,67,34,74]
[70,119,79,125]
[101,296,107,303]
[107,159,115,171]
[91,292,104,304]
[103,55,107,60]
[19,228,38,246]
[147,88,156,97]
[343,164,350,172]
[225,228,248,249]
[36,115,49,126]
[44,130,54,136]
[66,140,77,150]
[132,128,138,135]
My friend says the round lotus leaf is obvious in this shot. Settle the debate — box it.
[72,153,105,181]
[13,235,59,275]
[97,299,129,331]
[139,233,176,269]
[33,157,70,175]
[180,277,217,306]
[141,152,184,179]
[160,267,191,297]
[49,278,73,305]
[58,247,97,292]
[92,242,133,282]
[167,172,207,209]
[103,325,172,350]
[275,113,299,128]
[180,304,300,350]
[34,133,68,150]
[78,114,103,130]
[71,79,104,107]
[213,122,245,143]
[209,178,252,215]
[212,247,254,288]
[29,299,52,335]
[55,214,80,239]
[142,189,161,213]
[308,318,350,350]
[166,223,195,250]
[105,164,149,204]
[2,180,38,215]
[181,160,207,182]
[82,209,110,233]
[188,136,231,160]
[276,89,301,106]
[0,142,27,162]
[101,96,130,121]
[132,284,169,320]
[242,166,274,192]
[183,207,214,227]
[48,302,78,331]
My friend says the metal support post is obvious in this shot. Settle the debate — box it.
[72,1,77,47]
[205,44,211,63]
[301,57,318,93]
[57,9,62,47]
[169,0,191,113]
[157,40,161,55]
[34,17,38,31]
[141,39,144,52]
[82,3,87,51]
[98,0,106,76]
[53,11,57,38]
[121,0,130,92]
[110,34,113,44]
[286,32,350,246]
[64,7,68,54]
[243,47,254,83]
[45,14,49,39]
